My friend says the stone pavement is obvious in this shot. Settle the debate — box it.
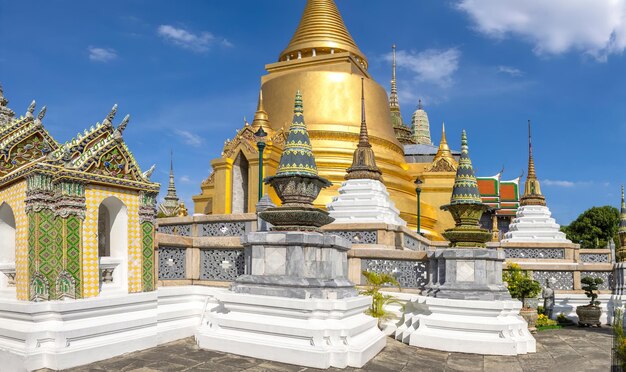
[39,327,611,372]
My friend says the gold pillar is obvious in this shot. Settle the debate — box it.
[492,214,499,242]
[211,158,234,214]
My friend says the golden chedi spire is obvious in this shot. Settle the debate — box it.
[521,120,546,206]
[251,89,270,131]
[428,122,458,172]
[346,78,383,182]
[279,0,367,68]
[389,44,415,145]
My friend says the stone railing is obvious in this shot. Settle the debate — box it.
[155,216,614,294]
[156,214,257,286]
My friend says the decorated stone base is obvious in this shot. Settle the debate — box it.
[427,248,511,301]
[196,291,385,369]
[395,296,536,355]
[232,231,356,299]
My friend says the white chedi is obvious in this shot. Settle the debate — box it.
[327,178,406,226]
[502,205,571,243]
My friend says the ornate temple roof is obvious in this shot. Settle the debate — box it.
[389,45,415,146]
[477,173,521,217]
[346,79,383,182]
[279,0,367,69]
[251,89,270,132]
[273,90,319,177]
[411,100,432,145]
[448,130,483,205]
[427,122,457,172]
[0,83,16,127]
[520,120,546,206]
[0,84,158,193]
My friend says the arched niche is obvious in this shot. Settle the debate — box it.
[0,202,16,297]
[232,152,249,213]
[97,196,128,295]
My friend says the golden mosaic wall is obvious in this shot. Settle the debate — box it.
[0,181,28,300]
[83,185,142,298]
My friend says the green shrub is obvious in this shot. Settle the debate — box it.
[503,263,541,308]
[360,271,402,319]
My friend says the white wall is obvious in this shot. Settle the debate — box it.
[98,197,128,295]
[0,202,16,263]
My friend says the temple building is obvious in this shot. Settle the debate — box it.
[0,84,159,301]
[477,173,521,240]
[191,0,521,240]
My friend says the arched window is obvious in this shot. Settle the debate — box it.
[0,202,16,296]
[232,152,249,213]
[97,196,128,295]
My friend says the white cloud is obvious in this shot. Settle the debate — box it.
[387,48,461,87]
[456,0,626,61]
[542,179,598,188]
[157,25,231,52]
[88,46,117,62]
[179,175,192,183]
[497,65,523,77]
[175,129,203,147]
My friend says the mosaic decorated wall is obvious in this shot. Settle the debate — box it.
[83,185,142,297]
[0,181,28,300]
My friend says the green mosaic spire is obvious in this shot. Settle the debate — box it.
[275,90,318,177]
[449,130,482,205]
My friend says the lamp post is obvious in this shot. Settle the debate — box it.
[255,126,268,201]
[415,177,423,235]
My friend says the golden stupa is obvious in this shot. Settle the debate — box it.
[193,0,459,239]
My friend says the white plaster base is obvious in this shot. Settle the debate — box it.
[395,296,536,356]
[502,205,571,243]
[553,293,617,324]
[327,179,406,226]
[195,290,386,369]
[0,292,158,372]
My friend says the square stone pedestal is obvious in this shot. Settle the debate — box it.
[232,231,357,299]
[426,248,511,301]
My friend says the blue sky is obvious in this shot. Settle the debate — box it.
[1,0,625,224]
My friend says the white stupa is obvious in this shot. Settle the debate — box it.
[327,79,406,226]
[502,121,570,243]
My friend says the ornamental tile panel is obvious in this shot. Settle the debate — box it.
[581,271,613,290]
[532,271,574,290]
[199,222,245,237]
[505,248,564,259]
[158,247,186,280]
[361,259,427,288]
[200,249,245,281]
[579,253,610,263]
[0,181,28,299]
[141,222,155,291]
[83,186,141,297]
[332,231,377,244]
[157,224,191,237]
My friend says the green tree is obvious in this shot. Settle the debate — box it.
[560,206,620,248]
[360,271,401,319]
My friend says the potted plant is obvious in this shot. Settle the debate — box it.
[576,276,604,327]
[503,264,542,332]
[360,271,402,334]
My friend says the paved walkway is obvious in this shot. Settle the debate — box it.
[41,327,612,372]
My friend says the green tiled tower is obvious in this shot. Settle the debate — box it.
[261,90,333,231]
[441,130,491,247]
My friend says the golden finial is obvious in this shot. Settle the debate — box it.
[251,89,270,131]
[428,122,457,172]
[279,0,367,68]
